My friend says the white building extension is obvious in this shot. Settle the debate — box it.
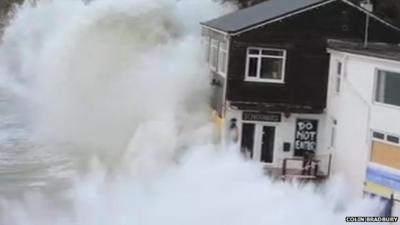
[326,39,400,215]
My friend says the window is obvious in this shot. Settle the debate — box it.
[371,130,400,146]
[210,39,219,71]
[335,61,342,93]
[330,119,337,148]
[330,127,336,148]
[240,123,276,163]
[218,41,228,75]
[372,131,385,140]
[202,36,210,62]
[387,135,400,144]
[375,70,400,107]
[245,47,286,83]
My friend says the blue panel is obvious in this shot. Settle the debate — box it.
[366,166,400,191]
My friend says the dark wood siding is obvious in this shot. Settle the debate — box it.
[225,1,400,112]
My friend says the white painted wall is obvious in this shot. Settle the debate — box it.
[326,49,400,198]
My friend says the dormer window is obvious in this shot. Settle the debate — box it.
[245,47,286,83]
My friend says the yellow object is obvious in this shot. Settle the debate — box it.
[364,181,393,199]
[211,111,224,129]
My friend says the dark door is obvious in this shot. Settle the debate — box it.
[261,126,275,163]
[241,123,255,158]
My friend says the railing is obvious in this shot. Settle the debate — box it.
[280,154,332,181]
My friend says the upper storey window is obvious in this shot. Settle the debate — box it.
[210,39,219,71]
[218,42,228,76]
[205,38,228,77]
[245,47,286,83]
[375,70,400,107]
[202,36,210,63]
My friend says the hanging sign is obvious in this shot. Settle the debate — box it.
[294,119,318,155]
[242,112,281,122]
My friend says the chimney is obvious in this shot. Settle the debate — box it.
[361,0,373,48]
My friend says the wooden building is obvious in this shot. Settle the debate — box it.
[201,0,400,179]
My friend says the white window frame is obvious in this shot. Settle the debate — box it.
[371,130,400,147]
[209,39,219,71]
[217,41,228,76]
[202,36,210,63]
[240,121,278,166]
[245,47,286,83]
[374,68,400,109]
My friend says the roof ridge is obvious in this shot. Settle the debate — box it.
[201,0,400,36]
[201,0,333,34]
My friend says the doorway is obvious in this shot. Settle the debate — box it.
[241,123,276,164]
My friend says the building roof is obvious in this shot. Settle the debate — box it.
[327,39,400,62]
[201,0,400,35]
[202,0,330,34]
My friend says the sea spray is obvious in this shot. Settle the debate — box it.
[0,0,386,224]
[0,146,385,225]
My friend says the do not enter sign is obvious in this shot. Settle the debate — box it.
[294,119,318,156]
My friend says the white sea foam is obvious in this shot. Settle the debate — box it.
[0,0,386,224]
